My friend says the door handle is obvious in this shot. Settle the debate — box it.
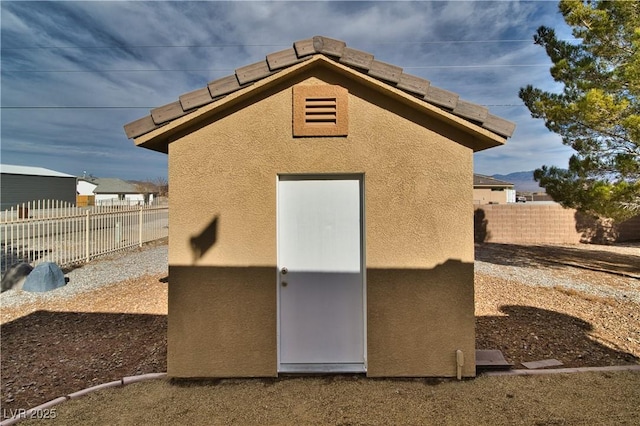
[281,267,288,275]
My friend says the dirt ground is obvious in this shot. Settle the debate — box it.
[1,241,639,424]
[17,371,640,425]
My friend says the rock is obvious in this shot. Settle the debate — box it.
[1,262,34,292]
[22,262,67,293]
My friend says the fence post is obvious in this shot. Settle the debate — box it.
[139,206,143,247]
[85,209,90,263]
[115,221,121,244]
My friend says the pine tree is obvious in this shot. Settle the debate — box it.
[519,0,639,221]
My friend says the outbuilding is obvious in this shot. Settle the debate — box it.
[0,164,77,211]
[124,36,515,378]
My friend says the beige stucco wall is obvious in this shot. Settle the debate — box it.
[473,187,508,205]
[167,64,476,378]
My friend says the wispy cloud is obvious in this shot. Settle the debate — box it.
[1,1,572,180]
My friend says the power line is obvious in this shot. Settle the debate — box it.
[0,39,579,50]
[2,69,234,73]
[0,44,291,50]
[0,38,552,50]
[0,104,529,110]
[0,106,154,109]
[2,64,550,73]
[409,65,549,69]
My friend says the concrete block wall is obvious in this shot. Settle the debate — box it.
[474,204,640,245]
[618,215,640,242]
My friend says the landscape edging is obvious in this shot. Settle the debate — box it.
[0,373,168,426]
[2,366,640,424]
[482,364,640,376]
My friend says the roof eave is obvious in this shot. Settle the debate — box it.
[132,55,507,153]
[474,184,515,188]
[132,58,318,153]
[334,59,507,152]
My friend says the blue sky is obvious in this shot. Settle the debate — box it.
[1,1,576,181]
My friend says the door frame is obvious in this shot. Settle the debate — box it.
[276,173,367,373]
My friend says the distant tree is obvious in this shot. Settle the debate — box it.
[519,0,639,221]
[135,177,168,202]
[153,177,169,198]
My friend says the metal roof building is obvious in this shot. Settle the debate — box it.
[0,164,77,210]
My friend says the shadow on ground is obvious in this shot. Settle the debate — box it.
[475,243,640,277]
[2,305,639,413]
[0,311,167,413]
[476,305,639,369]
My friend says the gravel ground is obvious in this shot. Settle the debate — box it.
[475,242,640,302]
[475,255,640,303]
[2,240,637,309]
[0,241,168,309]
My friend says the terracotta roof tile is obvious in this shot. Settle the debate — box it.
[207,75,243,98]
[124,115,158,139]
[424,86,459,110]
[396,73,431,96]
[124,35,516,141]
[313,36,346,57]
[483,114,517,138]
[339,47,374,69]
[453,100,489,123]
[293,38,316,57]
[266,48,308,70]
[179,87,213,111]
[151,101,187,125]
[368,60,403,84]
[235,60,274,85]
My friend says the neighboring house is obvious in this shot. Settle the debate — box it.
[0,164,77,210]
[473,174,515,204]
[124,36,515,379]
[77,177,152,205]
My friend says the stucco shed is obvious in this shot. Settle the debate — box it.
[124,36,515,378]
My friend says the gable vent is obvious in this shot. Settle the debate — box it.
[293,85,348,137]
[305,97,337,125]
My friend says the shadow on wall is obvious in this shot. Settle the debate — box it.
[474,209,490,243]
[576,212,640,244]
[575,212,618,244]
[166,261,475,378]
[190,216,218,263]
[476,305,639,368]
[0,310,167,413]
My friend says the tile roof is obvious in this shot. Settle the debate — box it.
[473,174,514,187]
[124,36,516,143]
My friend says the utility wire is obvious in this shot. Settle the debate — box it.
[0,104,529,110]
[0,106,155,109]
[0,39,562,50]
[2,64,550,73]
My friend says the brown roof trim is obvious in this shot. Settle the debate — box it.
[124,35,516,141]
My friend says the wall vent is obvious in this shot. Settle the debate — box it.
[304,97,337,125]
[293,85,348,137]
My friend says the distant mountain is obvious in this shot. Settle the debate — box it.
[492,171,543,193]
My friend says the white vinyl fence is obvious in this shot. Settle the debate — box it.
[1,200,168,276]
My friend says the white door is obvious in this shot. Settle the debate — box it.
[277,175,365,373]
